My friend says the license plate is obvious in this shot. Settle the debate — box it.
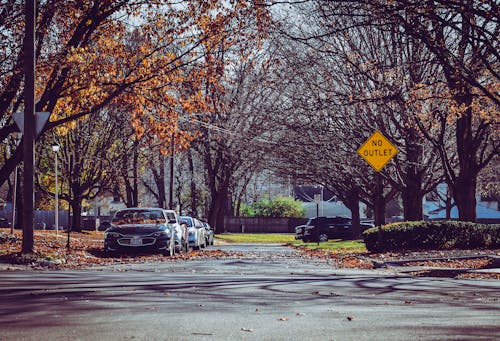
[131,237,142,246]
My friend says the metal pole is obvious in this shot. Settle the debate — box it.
[95,185,98,232]
[375,172,383,227]
[320,186,324,216]
[10,166,18,235]
[67,154,73,250]
[169,135,174,210]
[22,0,36,253]
[55,151,59,235]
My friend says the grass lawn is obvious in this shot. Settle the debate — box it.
[215,233,367,253]
[215,233,296,244]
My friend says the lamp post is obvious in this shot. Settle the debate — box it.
[10,132,22,235]
[52,144,60,235]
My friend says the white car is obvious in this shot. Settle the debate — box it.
[179,216,206,250]
[164,210,187,253]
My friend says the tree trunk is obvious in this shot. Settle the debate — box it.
[453,176,477,222]
[344,193,361,239]
[402,173,424,221]
[157,153,166,208]
[188,150,198,216]
[402,190,423,221]
[445,186,453,219]
[70,199,82,232]
[208,175,231,234]
[402,131,424,221]
[447,80,478,222]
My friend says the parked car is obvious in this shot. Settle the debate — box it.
[202,222,214,246]
[179,216,206,250]
[104,207,176,256]
[302,216,373,242]
[164,209,188,253]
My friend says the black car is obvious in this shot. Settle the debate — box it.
[302,216,372,242]
[104,208,175,256]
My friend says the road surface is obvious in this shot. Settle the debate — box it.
[0,244,499,340]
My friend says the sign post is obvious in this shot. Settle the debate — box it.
[357,131,398,227]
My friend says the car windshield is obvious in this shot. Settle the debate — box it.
[112,209,166,225]
[306,218,315,226]
[179,217,193,227]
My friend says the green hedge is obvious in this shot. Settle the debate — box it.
[362,220,500,253]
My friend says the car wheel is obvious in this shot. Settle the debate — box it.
[319,234,328,242]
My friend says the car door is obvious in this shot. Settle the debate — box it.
[324,218,338,239]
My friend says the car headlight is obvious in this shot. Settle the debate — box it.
[152,231,169,237]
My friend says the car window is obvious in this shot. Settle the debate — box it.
[327,217,351,224]
[166,212,176,223]
[179,217,193,227]
[112,209,166,225]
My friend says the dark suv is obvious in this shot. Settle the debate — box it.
[302,216,373,242]
[302,217,352,242]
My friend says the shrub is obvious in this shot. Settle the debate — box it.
[363,220,500,252]
[252,196,305,218]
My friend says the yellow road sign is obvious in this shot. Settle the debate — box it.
[357,131,398,172]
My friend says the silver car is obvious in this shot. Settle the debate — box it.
[179,216,207,250]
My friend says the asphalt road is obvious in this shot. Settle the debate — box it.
[0,244,499,341]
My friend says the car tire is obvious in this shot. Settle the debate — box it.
[319,234,328,242]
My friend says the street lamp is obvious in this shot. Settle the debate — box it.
[52,144,60,235]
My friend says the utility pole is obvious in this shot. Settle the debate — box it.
[22,0,36,253]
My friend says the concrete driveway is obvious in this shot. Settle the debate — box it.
[0,244,498,340]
